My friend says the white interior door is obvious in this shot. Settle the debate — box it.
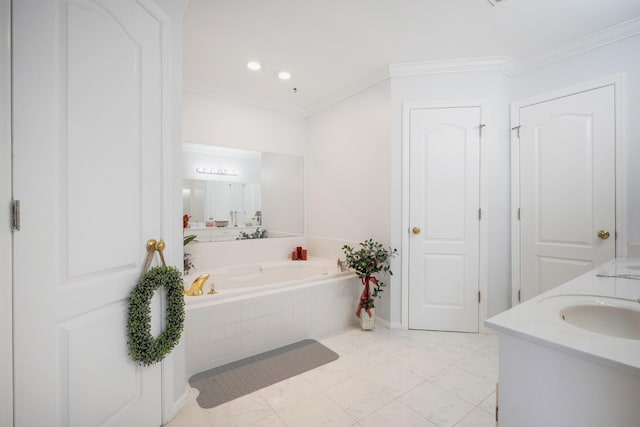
[408,107,481,332]
[13,1,167,425]
[518,85,616,302]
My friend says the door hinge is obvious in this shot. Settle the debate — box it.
[517,289,521,303]
[511,125,521,139]
[478,208,482,220]
[517,208,521,220]
[478,291,481,304]
[11,200,21,231]
[479,124,486,138]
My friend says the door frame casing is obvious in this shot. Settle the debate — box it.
[0,0,12,425]
[510,74,628,306]
[401,100,489,332]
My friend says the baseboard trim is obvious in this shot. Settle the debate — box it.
[374,316,390,329]
[374,316,402,329]
[169,386,190,422]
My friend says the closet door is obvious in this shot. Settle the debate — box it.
[13,1,168,425]
[408,107,481,332]
[517,85,616,301]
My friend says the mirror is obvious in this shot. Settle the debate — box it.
[183,143,304,242]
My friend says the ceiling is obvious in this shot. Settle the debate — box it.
[183,0,640,114]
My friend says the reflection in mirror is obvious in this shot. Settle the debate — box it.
[182,143,304,242]
[182,180,261,227]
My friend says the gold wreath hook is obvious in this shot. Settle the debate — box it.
[146,239,158,253]
[141,239,159,278]
[156,240,167,267]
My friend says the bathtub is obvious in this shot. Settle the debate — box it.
[183,258,360,376]
[183,259,350,305]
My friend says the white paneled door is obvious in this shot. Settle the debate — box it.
[408,107,481,332]
[13,1,168,426]
[517,85,616,302]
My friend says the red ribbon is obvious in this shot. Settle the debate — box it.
[356,276,378,318]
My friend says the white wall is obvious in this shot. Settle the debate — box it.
[390,70,512,322]
[306,80,393,318]
[510,34,640,254]
[183,89,306,156]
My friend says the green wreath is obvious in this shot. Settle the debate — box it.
[127,265,185,366]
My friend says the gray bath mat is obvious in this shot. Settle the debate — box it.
[189,339,339,409]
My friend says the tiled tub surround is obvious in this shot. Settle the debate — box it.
[486,258,640,427]
[185,262,359,377]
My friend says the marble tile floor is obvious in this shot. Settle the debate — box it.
[166,327,499,427]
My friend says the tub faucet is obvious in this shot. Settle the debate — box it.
[184,273,210,296]
[207,281,217,295]
[337,258,348,272]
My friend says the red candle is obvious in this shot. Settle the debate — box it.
[291,250,298,260]
[296,246,302,259]
[301,249,308,260]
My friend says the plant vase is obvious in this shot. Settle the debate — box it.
[359,307,375,330]
[357,275,377,330]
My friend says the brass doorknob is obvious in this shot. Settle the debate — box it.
[412,227,421,235]
[597,230,610,240]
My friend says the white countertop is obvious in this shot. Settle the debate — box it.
[485,258,640,373]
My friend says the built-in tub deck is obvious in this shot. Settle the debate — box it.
[183,258,359,376]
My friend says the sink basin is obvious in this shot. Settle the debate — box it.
[538,295,640,340]
[560,301,640,340]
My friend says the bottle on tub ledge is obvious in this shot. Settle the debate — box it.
[291,246,308,261]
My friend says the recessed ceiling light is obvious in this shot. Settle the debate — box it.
[247,61,261,71]
[277,71,292,81]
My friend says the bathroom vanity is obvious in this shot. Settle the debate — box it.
[486,259,640,427]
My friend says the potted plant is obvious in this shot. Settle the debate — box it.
[342,239,397,330]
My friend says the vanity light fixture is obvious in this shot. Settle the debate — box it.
[277,71,292,80]
[247,61,261,71]
[195,168,239,177]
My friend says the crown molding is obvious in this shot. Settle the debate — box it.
[305,66,391,115]
[309,16,640,114]
[513,15,640,74]
[388,56,516,77]
[183,80,308,117]
[304,57,514,114]
[184,16,640,116]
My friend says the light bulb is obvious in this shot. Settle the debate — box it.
[277,71,292,80]
[247,61,262,71]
